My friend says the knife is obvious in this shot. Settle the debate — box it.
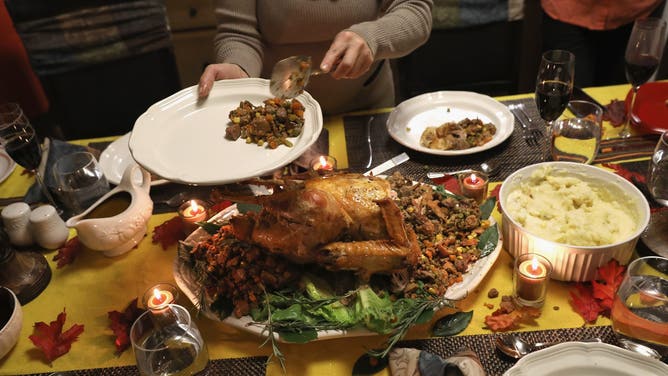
[364,152,409,176]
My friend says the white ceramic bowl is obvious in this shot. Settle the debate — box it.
[0,286,22,359]
[499,162,650,281]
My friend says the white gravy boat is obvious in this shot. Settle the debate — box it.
[66,163,153,257]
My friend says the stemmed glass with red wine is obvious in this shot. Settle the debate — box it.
[535,50,575,127]
[619,17,667,138]
[0,103,59,209]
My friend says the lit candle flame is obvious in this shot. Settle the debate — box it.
[189,200,203,215]
[531,257,540,273]
[470,173,478,184]
[152,288,164,304]
[318,155,328,168]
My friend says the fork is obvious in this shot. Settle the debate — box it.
[508,104,543,146]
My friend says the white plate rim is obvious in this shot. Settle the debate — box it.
[99,132,168,186]
[386,91,514,156]
[0,148,16,184]
[128,78,323,185]
[503,341,668,375]
[174,184,502,341]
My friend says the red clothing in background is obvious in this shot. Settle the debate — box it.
[0,2,48,118]
[541,0,664,30]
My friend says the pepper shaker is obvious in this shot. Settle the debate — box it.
[29,205,69,250]
[1,202,34,247]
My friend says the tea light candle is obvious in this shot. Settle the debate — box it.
[513,253,552,307]
[142,283,179,312]
[458,171,488,203]
[178,199,208,233]
[310,155,337,172]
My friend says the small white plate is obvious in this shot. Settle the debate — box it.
[99,133,167,186]
[129,78,323,185]
[387,91,514,155]
[504,342,668,375]
[0,149,16,184]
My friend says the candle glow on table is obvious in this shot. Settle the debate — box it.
[310,155,337,171]
[458,171,488,203]
[148,288,174,310]
[179,199,208,233]
[513,253,552,307]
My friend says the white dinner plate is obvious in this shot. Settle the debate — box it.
[0,149,16,184]
[174,196,502,342]
[128,78,323,185]
[504,342,668,376]
[387,91,514,155]
[99,132,168,186]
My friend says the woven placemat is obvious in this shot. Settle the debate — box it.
[343,98,658,182]
[28,356,268,376]
[398,325,619,376]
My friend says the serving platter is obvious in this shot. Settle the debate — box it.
[99,132,168,186]
[504,342,668,375]
[386,91,514,156]
[129,78,323,185]
[174,196,502,342]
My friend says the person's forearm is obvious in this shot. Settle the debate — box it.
[213,0,264,77]
[347,0,433,60]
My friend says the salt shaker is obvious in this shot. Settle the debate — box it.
[29,205,69,250]
[1,202,34,247]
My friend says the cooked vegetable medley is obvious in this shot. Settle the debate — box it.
[420,118,496,150]
[227,98,305,149]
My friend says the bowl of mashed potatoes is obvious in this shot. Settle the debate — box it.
[499,162,650,281]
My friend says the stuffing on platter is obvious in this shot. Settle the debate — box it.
[420,118,496,150]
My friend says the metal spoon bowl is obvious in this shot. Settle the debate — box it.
[426,160,499,180]
[269,56,323,99]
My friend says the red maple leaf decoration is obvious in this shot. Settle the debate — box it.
[569,283,603,323]
[108,298,146,355]
[53,237,82,268]
[430,175,461,195]
[210,199,233,214]
[152,216,186,250]
[569,259,626,322]
[29,308,84,363]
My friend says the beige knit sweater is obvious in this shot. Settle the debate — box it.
[213,0,433,114]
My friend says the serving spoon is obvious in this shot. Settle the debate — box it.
[494,334,602,359]
[426,160,499,180]
[270,56,323,98]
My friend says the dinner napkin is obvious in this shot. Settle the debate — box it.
[24,138,90,205]
[389,347,486,376]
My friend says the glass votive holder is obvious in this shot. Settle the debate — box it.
[310,155,337,172]
[513,253,552,308]
[457,170,488,203]
[178,199,208,234]
[142,282,179,312]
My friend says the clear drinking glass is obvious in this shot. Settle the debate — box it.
[130,304,209,376]
[550,100,603,164]
[535,50,575,127]
[647,131,668,206]
[619,17,667,138]
[0,103,59,210]
[52,151,110,216]
[611,256,668,360]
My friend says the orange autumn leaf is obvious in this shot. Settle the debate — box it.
[152,216,186,250]
[570,283,603,323]
[53,237,82,268]
[485,310,523,331]
[596,259,625,288]
[29,309,84,363]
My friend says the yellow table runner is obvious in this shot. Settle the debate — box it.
[0,84,647,375]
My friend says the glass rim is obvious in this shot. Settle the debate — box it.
[634,17,667,28]
[541,49,575,64]
[625,256,668,301]
[0,102,26,129]
[130,304,193,352]
[515,252,553,277]
[53,151,100,175]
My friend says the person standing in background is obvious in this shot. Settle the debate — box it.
[540,0,666,88]
[197,0,433,115]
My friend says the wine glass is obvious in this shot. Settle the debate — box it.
[535,50,575,127]
[619,17,667,138]
[0,103,59,209]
